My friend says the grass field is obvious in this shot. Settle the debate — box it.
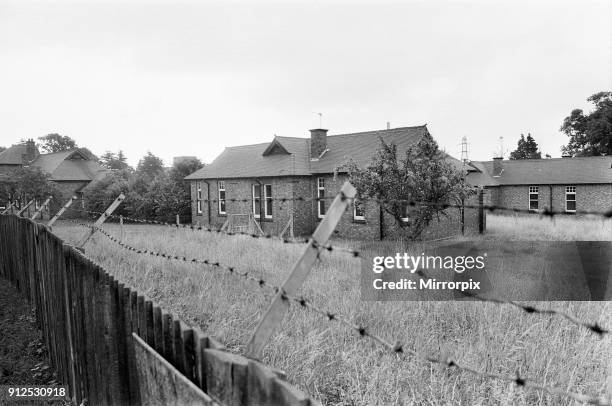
[483,213,612,241]
[53,214,612,405]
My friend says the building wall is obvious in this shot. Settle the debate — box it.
[488,184,612,214]
[190,176,484,241]
[191,177,303,236]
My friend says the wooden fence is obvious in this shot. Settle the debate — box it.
[0,214,317,406]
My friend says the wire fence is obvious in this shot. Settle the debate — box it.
[59,212,612,406]
[58,195,612,219]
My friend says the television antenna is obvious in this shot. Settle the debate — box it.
[460,136,469,163]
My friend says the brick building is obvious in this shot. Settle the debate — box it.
[466,156,612,214]
[185,126,482,240]
[0,140,108,213]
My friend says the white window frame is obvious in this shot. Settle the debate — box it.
[353,199,365,221]
[264,184,272,219]
[218,181,226,215]
[252,184,261,219]
[529,186,539,211]
[565,186,576,213]
[317,177,325,219]
[196,182,202,214]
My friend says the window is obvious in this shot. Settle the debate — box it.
[264,184,272,219]
[218,181,226,214]
[252,184,261,219]
[317,178,325,219]
[529,186,539,211]
[400,202,410,223]
[196,182,202,214]
[353,199,365,221]
[566,186,576,213]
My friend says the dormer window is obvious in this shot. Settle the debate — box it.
[262,139,290,156]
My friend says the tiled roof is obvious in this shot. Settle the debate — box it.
[185,126,430,180]
[1,144,108,181]
[470,156,612,186]
[0,144,29,165]
[30,149,108,181]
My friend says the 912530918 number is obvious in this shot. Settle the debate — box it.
[0,386,68,401]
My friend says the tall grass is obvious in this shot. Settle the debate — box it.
[483,213,612,241]
[53,215,612,405]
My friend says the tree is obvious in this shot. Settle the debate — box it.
[170,157,203,184]
[561,91,612,156]
[136,152,164,182]
[338,133,474,240]
[82,169,133,216]
[37,133,77,153]
[509,133,542,159]
[139,173,191,222]
[0,167,60,207]
[0,146,5,154]
[100,150,132,171]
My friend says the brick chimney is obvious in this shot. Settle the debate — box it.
[22,139,39,164]
[492,157,503,176]
[310,129,328,159]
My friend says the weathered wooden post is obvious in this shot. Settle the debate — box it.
[76,193,125,249]
[176,214,180,226]
[1,201,14,215]
[48,196,77,228]
[16,199,35,217]
[246,182,356,359]
[31,196,52,221]
[478,187,485,234]
[119,215,125,243]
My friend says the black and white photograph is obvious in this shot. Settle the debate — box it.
[0,0,611,405]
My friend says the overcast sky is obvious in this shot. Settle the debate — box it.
[1,0,610,166]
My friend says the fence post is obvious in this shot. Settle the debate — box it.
[16,199,35,217]
[31,196,52,221]
[120,215,124,243]
[176,214,180,226]
[76,194,125,249]
[478,187,485,234]
[245,181,356,359]
[48,196,77,228]
[1,201,14,215]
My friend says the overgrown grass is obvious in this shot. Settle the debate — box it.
[483,213,612,241]
[53,215,612,405]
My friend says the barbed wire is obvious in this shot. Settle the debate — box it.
[62,195,612,218]
[62,219,612,406]
[279,292,610,406]
[63,219,279,292]
[410,269,610,338]
[58,207,363,256]
[56,209,612,337]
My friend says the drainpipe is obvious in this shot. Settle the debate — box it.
[549,185,553,212]
[379,205,384,240]
[203,180,211,225]
[255,179,263,224]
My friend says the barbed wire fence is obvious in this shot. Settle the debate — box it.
[42,186,612,405]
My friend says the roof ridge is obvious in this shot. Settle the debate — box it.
[38,148,80,156]
[475,156,612,163]
[328,125,427,138]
